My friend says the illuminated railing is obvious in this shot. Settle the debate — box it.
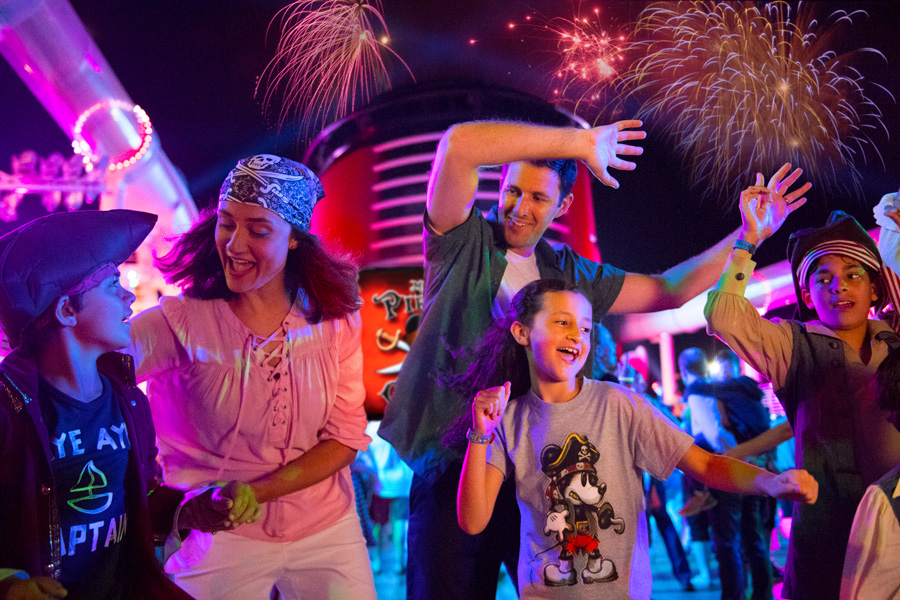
[0,150,109,222]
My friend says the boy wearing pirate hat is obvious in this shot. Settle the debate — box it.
[0,210,257,600]
[706,177,900,600]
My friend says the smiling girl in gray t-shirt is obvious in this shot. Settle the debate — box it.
[456,279,819,599]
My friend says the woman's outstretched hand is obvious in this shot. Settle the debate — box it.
[762,469,818,504]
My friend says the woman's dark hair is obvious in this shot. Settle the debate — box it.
[440,279,585,448]
[155,207,361,323]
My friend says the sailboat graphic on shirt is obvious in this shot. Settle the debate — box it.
[67,460,113,515]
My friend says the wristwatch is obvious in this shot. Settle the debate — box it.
[733,239,757,257]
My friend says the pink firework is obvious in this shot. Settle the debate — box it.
[257,0,412,137]
[543,6,630,118]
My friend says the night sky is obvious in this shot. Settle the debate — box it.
[2,1,899,361]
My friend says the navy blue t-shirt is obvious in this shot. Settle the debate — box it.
[39,375,130,600]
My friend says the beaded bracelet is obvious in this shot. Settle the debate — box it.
[466,428,495,445]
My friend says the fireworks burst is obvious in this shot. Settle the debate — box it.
[624,1,890,199]
[531,6,630,119]
[257,0,411,138]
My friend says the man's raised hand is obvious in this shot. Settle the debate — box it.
[584,120,646,190]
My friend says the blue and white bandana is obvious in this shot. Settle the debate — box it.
[218,154,324,232]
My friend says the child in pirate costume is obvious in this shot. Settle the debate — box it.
[456,279,817,600]
[705,178,900,599]
[0,210,258,600]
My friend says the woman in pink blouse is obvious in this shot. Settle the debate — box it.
[128,155,375,600]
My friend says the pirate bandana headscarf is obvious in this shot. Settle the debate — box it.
[218,154,325,232]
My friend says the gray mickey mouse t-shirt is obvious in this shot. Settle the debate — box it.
[487,379,694,599]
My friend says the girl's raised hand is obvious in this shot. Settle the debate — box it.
[472,381,511,439]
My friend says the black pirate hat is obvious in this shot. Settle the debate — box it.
[787,210,883,322]
[0,209,156,347]
[541,433,601,504]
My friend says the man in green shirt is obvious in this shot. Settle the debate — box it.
[380,119,801,600]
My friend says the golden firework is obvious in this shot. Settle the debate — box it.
[624,1,889,198]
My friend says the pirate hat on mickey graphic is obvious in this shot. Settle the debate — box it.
[541,433,600,503]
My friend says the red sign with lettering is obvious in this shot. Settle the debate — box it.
[358,267,424,416]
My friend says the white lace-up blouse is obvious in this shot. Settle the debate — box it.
[128,295,370,542]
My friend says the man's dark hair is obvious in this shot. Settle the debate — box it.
[526,159,578,203]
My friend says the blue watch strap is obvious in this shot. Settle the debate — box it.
[733,239,757,256]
